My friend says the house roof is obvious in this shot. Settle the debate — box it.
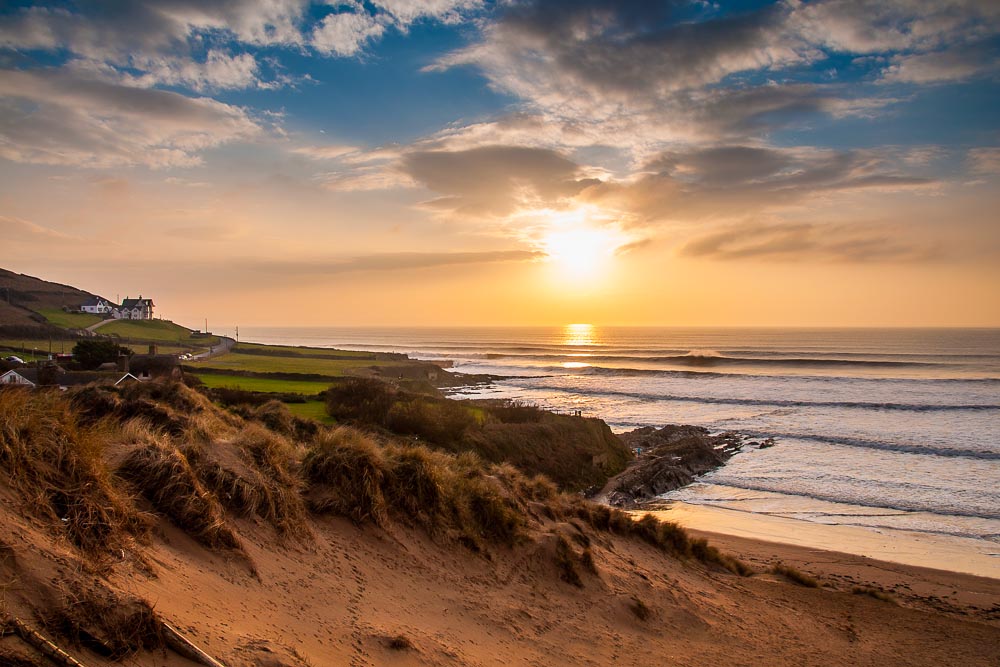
[120,298,154,309]
[2,368,125,388]
[81,296,109,307]
[1,368,36,384]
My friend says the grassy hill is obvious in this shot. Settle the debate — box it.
[96,318,220,346]
[0,267,103,328]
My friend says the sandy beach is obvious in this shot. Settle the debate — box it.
[643,502,1000,580]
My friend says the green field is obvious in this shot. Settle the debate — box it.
[285,401,336,423]
[0,343,55,362]
[195,374,333,395]
[97,319,221,346]
[37,308,102,329]
[234,342,376,359]
[191,352,409,377]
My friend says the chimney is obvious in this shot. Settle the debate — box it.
[117,354,129,373]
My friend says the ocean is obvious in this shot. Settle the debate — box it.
[240,326,1000,561]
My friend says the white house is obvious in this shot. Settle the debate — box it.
[80,296,114,314]
[1,369,36,386]
[112,296,155,320]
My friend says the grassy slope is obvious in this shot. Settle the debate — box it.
[191,351,411,377]
[37,308,102,329]
[98,319,221,346]
[286,400,337,423]
[234,342,377,358]
[196,374,333,395]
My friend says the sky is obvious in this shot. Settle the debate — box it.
[1,0,999,329]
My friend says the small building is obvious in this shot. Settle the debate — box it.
[128,354,181,381]
[80,296,114,314]
[112,296,155,320]
[1,369,36,386]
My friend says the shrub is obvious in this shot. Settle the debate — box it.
[386,398,476,445]
[72,339,132,370]
[325,378,395,425]
[485,399,544,424]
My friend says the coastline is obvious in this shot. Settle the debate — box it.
[640,501,1000,580]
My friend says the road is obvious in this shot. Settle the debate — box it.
[191,335,235,361]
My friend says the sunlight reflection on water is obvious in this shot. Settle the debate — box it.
[563,323,597,347]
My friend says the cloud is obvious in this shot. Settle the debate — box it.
[240,249,543,278]
[166,224,241,241]
[310,10,385,57]
[400,145,597,217]
[788,0,1000,54]
[0,2,309,58]
[0,67,260,168]
[680,220,940,262]
[0,2,311,90]
[371,0,483,27]
[292,144,360,160]
[967,147,1000,175]
[581,144,936,224]
[0,214,80,243]
[429,0,998,150]
[879,44,1000,84]
[318,166,417,191]
[125,50,261,91]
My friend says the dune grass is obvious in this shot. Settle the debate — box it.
[2,381,747,577]
[36,308,102,329]
[853,586,896,603]
[771,564,821,588]
[0,380,759,661]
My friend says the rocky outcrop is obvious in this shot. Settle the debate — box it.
[599,425,761,508]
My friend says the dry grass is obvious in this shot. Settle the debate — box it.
[117,434,241,551]
[303,427,390,526]
[568,506,752,577]
[772,564,821,588]
[302,427,525,549]
[853,586,896,603]
[0,379,745,594]
[42,584,163,660]
[0,388,151,557]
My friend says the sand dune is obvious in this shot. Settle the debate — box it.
[3,492,997,666]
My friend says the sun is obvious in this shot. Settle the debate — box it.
[542,227,622,280]
[544,229,614,278]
